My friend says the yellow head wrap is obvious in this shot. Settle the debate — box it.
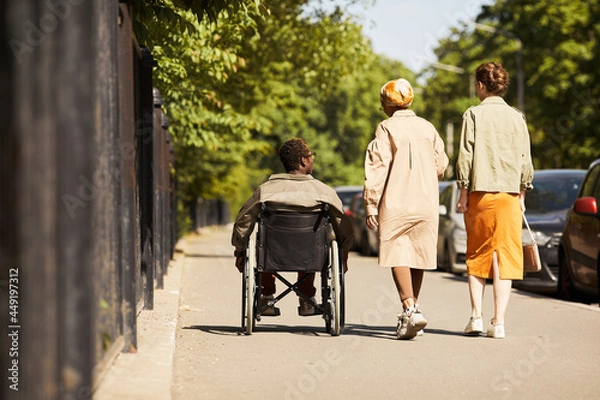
[380,78,414,108]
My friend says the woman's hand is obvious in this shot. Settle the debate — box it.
[456,188,469,213]
[366,215,378,230]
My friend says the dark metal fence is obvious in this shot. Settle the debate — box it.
[0,1,176,399]
[195,199,231,230]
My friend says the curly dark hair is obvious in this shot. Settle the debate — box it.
[279,138,310,172]
[476,61,510,96]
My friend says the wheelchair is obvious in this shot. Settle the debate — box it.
[241,202,345,336]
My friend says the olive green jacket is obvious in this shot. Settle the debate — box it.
[456,96,534,193]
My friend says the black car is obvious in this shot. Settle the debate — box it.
[513,169,586,294]
[558,158,600,302]
[334,185,363,215]
[348,192,379,256]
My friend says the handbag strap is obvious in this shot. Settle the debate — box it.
[522,212,536,245]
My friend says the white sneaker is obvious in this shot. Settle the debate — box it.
[396,307,427,340]
[487,321,505,339]
[464,317,483,335]
[411,309,428,331]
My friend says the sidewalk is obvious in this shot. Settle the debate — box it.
[95,226,600,399]
[94,233,190,400]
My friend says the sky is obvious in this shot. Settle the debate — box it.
[336,0,495,73]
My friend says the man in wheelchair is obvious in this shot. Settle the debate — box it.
[231,138,352,316]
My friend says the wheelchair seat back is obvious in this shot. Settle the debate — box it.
[257,204,330,273]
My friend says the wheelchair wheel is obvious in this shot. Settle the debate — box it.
[242,237,256,335]
[327,240,342,336]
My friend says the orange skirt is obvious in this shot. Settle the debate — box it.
[463,192,523,280]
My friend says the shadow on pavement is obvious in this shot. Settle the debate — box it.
[184,253,232,258]
[182,323,465,339]
[183,324,329,336]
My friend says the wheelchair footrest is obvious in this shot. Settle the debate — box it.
[298,306,324,317]
[259,307,280,317]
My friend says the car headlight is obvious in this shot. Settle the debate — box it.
[452,227,467,243]
[522,229,551,246]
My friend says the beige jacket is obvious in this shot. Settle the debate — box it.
[231,173,353,254]
[364,110,449,268]
[456,96,534,192]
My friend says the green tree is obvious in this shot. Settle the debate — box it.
[422,0,600,172]
[132,0,415,230]
[478,0,600,168]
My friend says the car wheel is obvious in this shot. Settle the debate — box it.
[558,253,576,301]
[360,231,372,256]
[443,242,453,273]
[597,261,600,306]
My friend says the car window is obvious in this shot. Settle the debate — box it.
[526,175,584,213]
[580,165,600,198]
[335,188,362,210]
[592,169,600,201]
[338,192,356,208]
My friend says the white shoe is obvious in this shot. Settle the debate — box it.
[487,321,505,339]
[396,307,427,340]
[464,317,483,335]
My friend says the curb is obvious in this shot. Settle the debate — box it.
[94,239,186,400]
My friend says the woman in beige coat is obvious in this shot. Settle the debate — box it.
[364,78,448,340]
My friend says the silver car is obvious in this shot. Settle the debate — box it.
[437,182,467,274]
[349,182,455,258]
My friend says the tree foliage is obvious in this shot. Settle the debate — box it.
[421,0,600,172]
[130,0,600,231]
[132,0,416,226]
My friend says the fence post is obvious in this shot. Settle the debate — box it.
[117,0,139,353]
[8,0,98,397]
[153,88,166,288]
[140,47,156,302]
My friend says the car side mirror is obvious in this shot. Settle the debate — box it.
[573,196,598,215]
[439,205,448,216]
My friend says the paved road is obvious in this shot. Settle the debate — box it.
[171,226,600,400]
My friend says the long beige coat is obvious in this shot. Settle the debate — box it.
[364,110,448,268]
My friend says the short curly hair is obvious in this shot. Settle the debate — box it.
[279,138,310,172]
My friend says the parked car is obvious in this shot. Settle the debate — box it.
[513,169,586,294]
[558,159,600,302]
[334,185,363,215]
[437,181,467,274]
[350,181,453,258]
[348,192,379,256]
[438,180,451,195]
